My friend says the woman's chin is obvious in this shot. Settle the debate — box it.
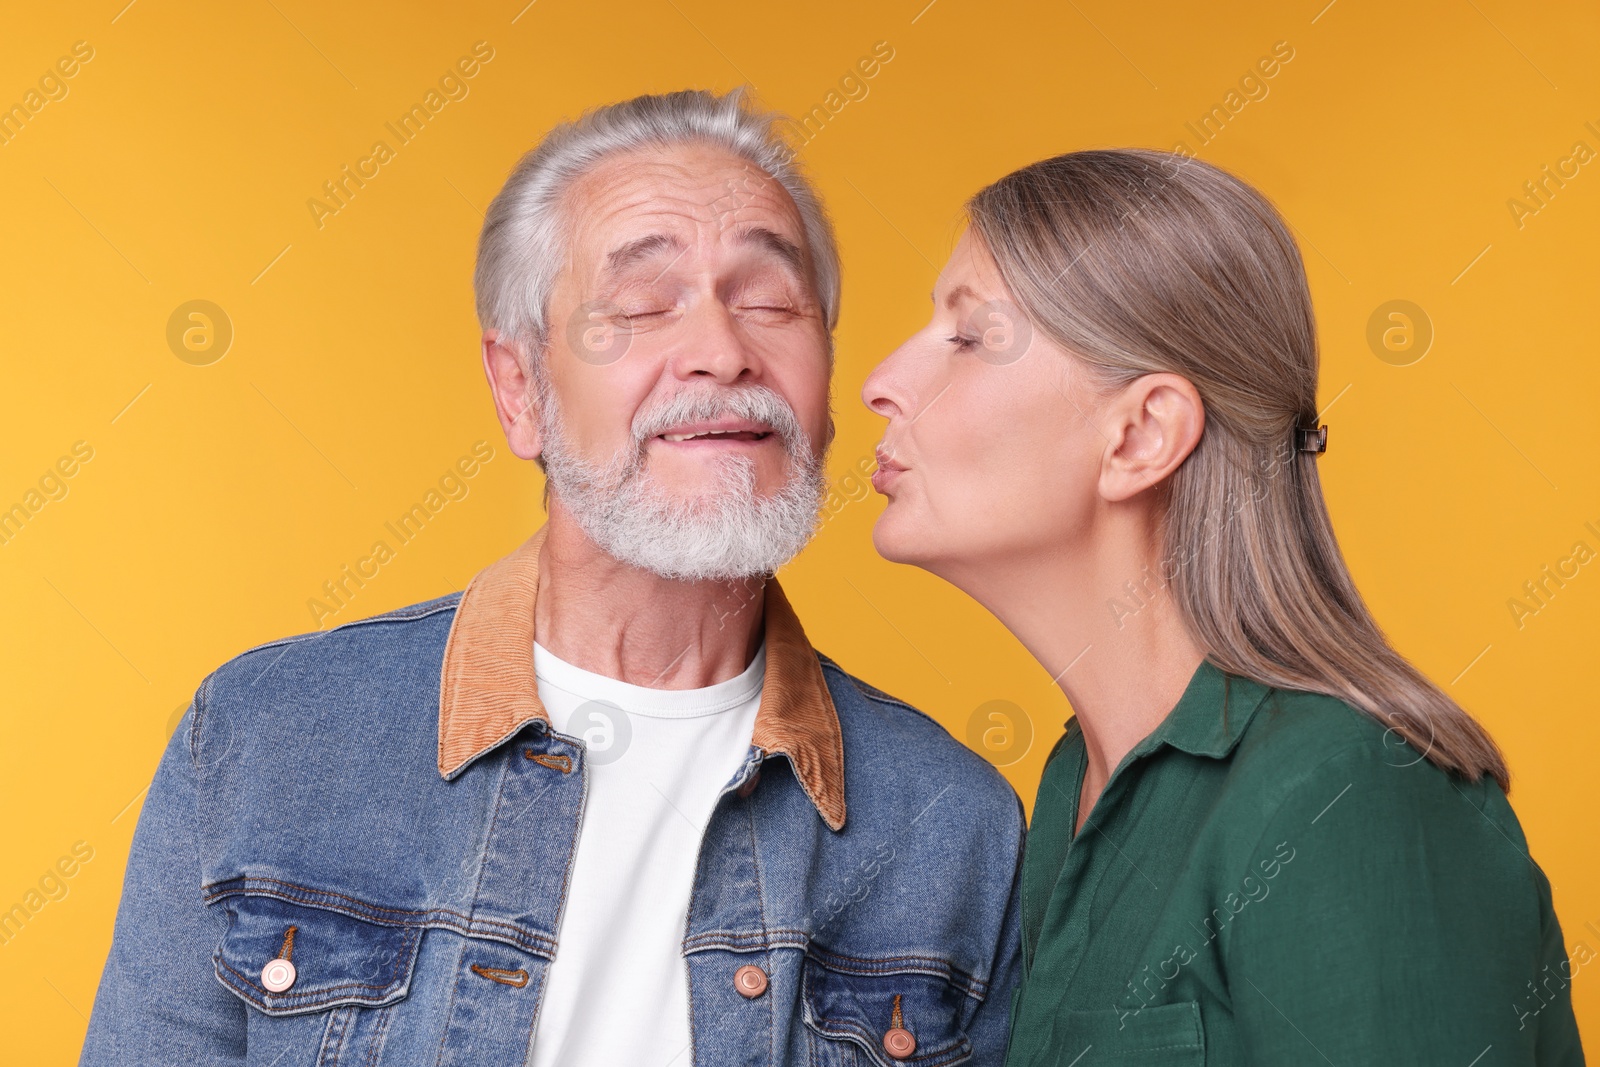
[871,506,934,566]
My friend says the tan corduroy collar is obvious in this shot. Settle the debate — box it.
[436,524,846,830]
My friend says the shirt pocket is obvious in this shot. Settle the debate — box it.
[801,952,978,1067]
[1050,1000,1205,1066]
[210,891,424,1061]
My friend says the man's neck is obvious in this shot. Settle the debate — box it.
[532,512,767,690]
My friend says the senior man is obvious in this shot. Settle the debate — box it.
[80,89,1024,1067]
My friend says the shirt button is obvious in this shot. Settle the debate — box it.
[883,1027,916,1059]
[261,957,297,992]
[733,964,768,998]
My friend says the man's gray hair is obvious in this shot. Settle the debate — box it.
[473,87,842,355]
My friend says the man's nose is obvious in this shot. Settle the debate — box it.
[670,302,758,384]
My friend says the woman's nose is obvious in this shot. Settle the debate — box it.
[861,348,906,420]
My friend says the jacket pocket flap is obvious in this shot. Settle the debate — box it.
[802,954,975,1067]
[212,893,423,1016]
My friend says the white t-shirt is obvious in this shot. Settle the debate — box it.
[526,638,765,1067]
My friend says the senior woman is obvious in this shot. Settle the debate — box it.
[862,149,1585,1065]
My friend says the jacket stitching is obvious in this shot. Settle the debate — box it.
[220,594,463,685]
[431,936,467,1067]
[745,799,776,1062]
[808,1017,974,1067]
[188,671,218,766]
[217,955,401,1003]
[678,928,991,991]
[544,737,587,987]
[363,998,396,1067]
[682,928,811,950]
[202,878,557,953]
[217,922,419,1006]
[818,655,944,732]
[805,950,986,1001]
[190,592,461,773]
[463,752,512,925]
[801,961,978,1066]
[677,931,988,999]
[315,1005,350,1067]
[523,946,551,1066]
[810,946,981,973]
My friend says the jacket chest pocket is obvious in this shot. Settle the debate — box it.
[211,892,424,1065]
[801,954,977,1067]
[1047,1000,1205,1066]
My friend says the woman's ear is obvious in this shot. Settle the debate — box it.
[1098,372,1205,503]
[482,329,545,462]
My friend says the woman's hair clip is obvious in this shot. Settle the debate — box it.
[1295,424,1328,454]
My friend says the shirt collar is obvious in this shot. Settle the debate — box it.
[436,524,847,831]
[1127,656,1275,761]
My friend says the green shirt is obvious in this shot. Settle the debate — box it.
[1003,657,1585,1067]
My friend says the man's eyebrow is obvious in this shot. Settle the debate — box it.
[733,226,807,278]
[601,233,685,283]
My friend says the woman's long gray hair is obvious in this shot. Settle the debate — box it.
[967,149,1508,790]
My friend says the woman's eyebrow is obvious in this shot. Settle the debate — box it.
[939,284,979,308]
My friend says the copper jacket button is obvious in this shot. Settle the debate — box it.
[733,964,768,998]
[883,1026,916,1059]
[736,769,761,798]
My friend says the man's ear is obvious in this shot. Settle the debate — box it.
[1097,372,1205,503]
[481,329,545,462]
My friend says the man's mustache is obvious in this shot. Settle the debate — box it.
[630,386,810,456]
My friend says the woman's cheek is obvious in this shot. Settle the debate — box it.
[920,413,997,524]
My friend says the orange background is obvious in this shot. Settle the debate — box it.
[1,0,1595,1058]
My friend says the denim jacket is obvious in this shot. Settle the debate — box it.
[80,527,1026,1066]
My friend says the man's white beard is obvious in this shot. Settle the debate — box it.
[538,384,828,582]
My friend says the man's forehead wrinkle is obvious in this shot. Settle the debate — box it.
[561,148,812,297]
[581,153,784,211]
[575,186,796,256]
[602,184,799,231]
[580,207,807,285]
[578,151,799,225]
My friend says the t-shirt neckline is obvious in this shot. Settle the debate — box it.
[533,639,766,719]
